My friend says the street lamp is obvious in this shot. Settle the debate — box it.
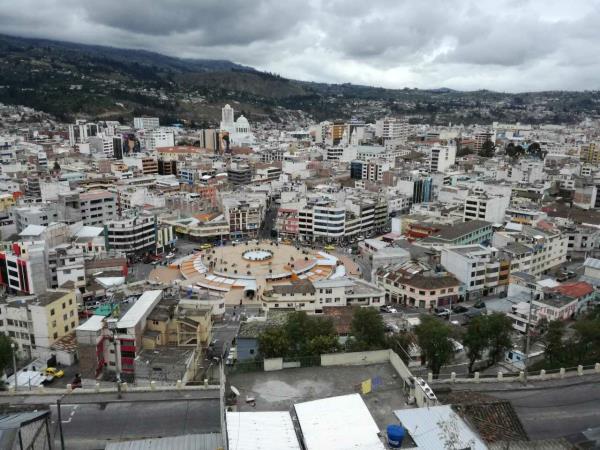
[10,342,17,392]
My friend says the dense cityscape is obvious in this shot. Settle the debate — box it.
[0,4,600,449]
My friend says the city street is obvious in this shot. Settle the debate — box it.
[6,390,221,450]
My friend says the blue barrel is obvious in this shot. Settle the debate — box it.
[387,424,405,448]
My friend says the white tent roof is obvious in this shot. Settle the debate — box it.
[294,394,384,450]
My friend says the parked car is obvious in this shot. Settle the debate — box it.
[380,305,397,314]
[323,245,336,251]
[434,307,450,317]
[473,301,486,309]
[465,308,485,319]
[448,338,464,352]
[385,323,400,333]
[43,367,64,378]
[452,305,469,314]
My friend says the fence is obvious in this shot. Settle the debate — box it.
[428,362,600,385]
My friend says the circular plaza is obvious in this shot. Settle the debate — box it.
[178,240,345,304]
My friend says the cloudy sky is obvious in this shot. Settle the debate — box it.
[0,0,598,92]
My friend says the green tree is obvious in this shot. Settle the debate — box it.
[543,320,566,368]
[0,334,14,375]
[257,326,289,358]
[415,315,454,378]
[463,316,489,374]
[53,159,61,172]
[349,307,386,351]
[480,140,496,157]
[485,313,513,367]
[306,335,340,355]
[505,143,525,159]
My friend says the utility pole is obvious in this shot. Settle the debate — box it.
[523,289,534,383]
[11,342,17,392]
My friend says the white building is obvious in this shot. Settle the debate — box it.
[429,141,456,173]
[133,117,160,130]
[144,128,175,151]
[463,193,510,224]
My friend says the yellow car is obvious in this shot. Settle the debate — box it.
[43,367,65,378]
[200,243,213,250]
[323,245,336,251]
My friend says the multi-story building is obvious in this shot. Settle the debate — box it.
[227,164,252,186]
[0,289,78,361]
[88,136,115,159]
[0,243,48,294]
[79,190,117,226]
[441,245,511,298]
[144,128,175,151]
[133,117,160,130]
[350,160,390,182]
[580,142,600,165]
[375,117,409,142]
[123,156,159,175]
[463,193,510,223]
[429,142,457,173]
[493,225,568,276]
[375,261,463,308]
[158,158,177,176]
[260,278,384,313]
[419,220,494,249]
[103,213,156,256]
[222,197,265,240]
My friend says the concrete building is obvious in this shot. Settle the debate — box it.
[441,245,510,298]
[133,117,160,130]
[463,193,510,224]
[79,190,117,226]
[429,141,457,173]
[104,213,157,256]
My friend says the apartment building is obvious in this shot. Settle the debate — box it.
[441,245,510,298]
[222,197,265,240]
[350,160,390,182]
[79,190,117,226]
[419,220,494,249]
[88,136,115,159]
[104,213,156,256]
[0,289,78,361]
[375,117,409,142]
[227,164,252,186]
[133,117,160,130]
[463,193,510,223]
[580,142,600,165]
[144,128,175,151]
[11,204,58,233]
[429,142,456,173]
[493,225,568,276]
[123,156,159,175]
[0,243,47,294]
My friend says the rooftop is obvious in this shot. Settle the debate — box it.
[117,290,163,329]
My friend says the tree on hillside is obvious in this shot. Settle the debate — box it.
[415,315,454,378]
[479,140,496,157]
[348,307,386,351]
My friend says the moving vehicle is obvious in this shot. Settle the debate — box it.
[380,305,397,313]
[452,305,469,314]
[473,301,486,309]
[200,243,213,250]
[323,245,336,251]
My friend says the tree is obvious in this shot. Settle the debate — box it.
[386,332,416,365]
[306,335,340,355]
[348,307,386,351]
[485,313,513,366]
[543,320,566,368]
[0,334,14,375]
[505,143,525,159]
[53,159,61,172]
[527,142,546,159]
[257,326,289,358]
[415,315,454,378]
[479,140,496,157]
[463,316,489,374]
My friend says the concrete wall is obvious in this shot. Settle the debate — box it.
[388,349,412,382]
[264,357,283,372]
[321,350,390,366]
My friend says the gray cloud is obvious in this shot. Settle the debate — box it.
[0,0,598,91]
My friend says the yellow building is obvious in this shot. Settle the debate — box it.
[581,143,600,165]
[0,193,15,211]
[30,289,79,350]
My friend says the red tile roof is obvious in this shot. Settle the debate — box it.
[552,281,594,298]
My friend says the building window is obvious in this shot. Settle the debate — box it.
[71,321,75,328]
[53,332,58,339]
[64,326,68,333]
[62,303,66,309]
[50,309,55,316]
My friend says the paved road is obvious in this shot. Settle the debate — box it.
[50,398,220,449]
[490,382,600,440]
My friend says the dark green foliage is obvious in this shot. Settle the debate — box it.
[415,315,454,377]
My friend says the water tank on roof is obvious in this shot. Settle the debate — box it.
[387,424,405,448]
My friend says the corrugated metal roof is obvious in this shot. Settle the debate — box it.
[226,412,300,450]
[104,433,222,450]
[584,257,600,270]
[295,394,385,450]
[395,405,487,450]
